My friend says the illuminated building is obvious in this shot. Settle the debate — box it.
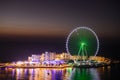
[44,52,50,61]
[60,53,71,60]
[40,53,45,61]
[50,52,56,60]
[28,54,41,62]
[12,51,111,68]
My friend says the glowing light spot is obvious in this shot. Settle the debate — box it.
[81,42,86,47]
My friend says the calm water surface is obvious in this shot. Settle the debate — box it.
[0,65,119,80]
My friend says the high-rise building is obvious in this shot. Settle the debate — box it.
[31,54,41,62]
[50,52,56,60]
[44,52,50,61]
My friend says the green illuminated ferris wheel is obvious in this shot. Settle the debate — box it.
[66,27,99,57]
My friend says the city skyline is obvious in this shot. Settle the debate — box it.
[0,0,120,62]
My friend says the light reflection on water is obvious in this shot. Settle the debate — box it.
[68,68,100,80]
[0,67,111,80]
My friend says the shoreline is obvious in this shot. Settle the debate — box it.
[3,64,111,69]
[1,60,119,69]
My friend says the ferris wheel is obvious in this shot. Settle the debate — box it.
[66,27,99,57]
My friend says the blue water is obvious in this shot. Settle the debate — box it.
[0,64,119,80]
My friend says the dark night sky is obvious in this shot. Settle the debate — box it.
[0,0,120,62]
